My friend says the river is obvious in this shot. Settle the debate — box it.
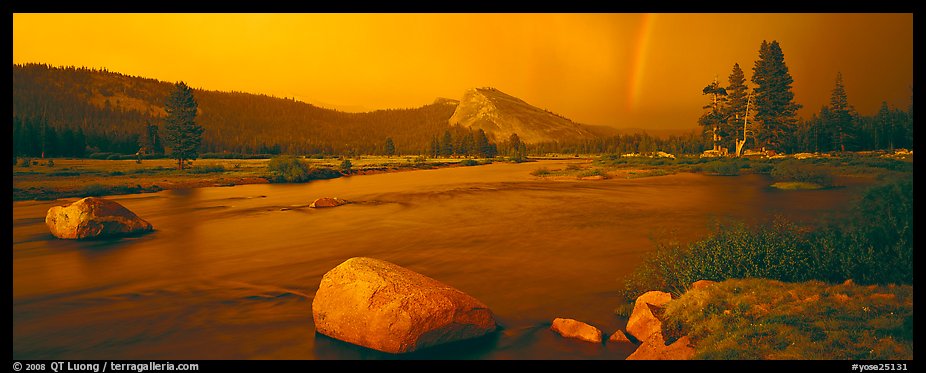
[12,160,872,359]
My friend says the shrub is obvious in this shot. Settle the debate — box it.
[531,167,551,176]
[18,158,31,167]
[623,176,913,301]
[578,168,606,178]
[702,159,742,176]
[771,159,834,186]
[268,156,311,182]
[46,159,55,167]
[460,159,478,167]
[340,159,353,174]
[268,156,341,183]
[306,167,342,180]
[81,183,109,197]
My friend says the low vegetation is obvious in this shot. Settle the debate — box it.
[623,175,912,301]
[662,278,912,359]
[267,156,342,183]
[12,156,489,200]
[771,159,834,187]
[620,174,912,359]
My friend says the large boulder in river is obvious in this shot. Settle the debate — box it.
[312,257,497,354]
[626,291,672,342]
[45,197,153,239]
[550,318,603,343]
[310,197,347,208]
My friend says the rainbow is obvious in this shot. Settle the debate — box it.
[628,13,656,110]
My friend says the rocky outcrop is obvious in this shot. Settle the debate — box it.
[626,291,672,342]
[310,197,347,208]
[625,290,695,360]
[45,197,153,239]
[312,257,497,354]
[626,335,696,360]
[448,87,596,144]
[550,318,602,343]
[608,330,633,344]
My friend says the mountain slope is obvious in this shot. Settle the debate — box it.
[448,87,597,144]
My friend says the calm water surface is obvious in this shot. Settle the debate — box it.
[12,160,871,359]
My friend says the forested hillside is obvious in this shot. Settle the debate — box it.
[12,63,458,156]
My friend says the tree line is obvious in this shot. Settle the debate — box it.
[697,40,913,155]
[12,63,458,158]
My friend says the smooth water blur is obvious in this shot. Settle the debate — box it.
[12,160,871,359]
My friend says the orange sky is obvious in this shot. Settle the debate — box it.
[13,13,913,130]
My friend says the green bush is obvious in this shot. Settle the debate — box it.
[306,167,341,180]
[531,167,551,176]
[268,156,311,182]
[771,159,834,186]
[81,184,110,197]
[340,159,353,174]
[268,156,341,183]
[460,159,478,166]
[46,159,55,167]
[623,176,913,301]
[702,159,743,176]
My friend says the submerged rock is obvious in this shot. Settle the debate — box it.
[550,318,602,343]
[626,291,672,342]
[45,197,153,239]
[310,197,347,208]
[312,257,497,354]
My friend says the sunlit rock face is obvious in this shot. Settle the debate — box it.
[627,335,695,360]
[625,291,672,342]
[550,318,603,343]
[608,329,633,344]
[448,87,597,144]
[45,197,153,239]
[312,257,497,354]
[624,290,695,360]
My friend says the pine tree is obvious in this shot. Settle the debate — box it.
[828,72,855,151]
[429,135,440,158]
[474,129,490,158]
[725,63,750,151]
[139,122,164,155]
[163,82,203,169]
[752,40,802,153]
[876,101,892,150]
[460,131,475,156]
[440,130,453,157]
[698,77,728,153]
[384,137,396,157]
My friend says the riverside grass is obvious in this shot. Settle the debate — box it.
[662,278,912,360]
[619,173,912,360]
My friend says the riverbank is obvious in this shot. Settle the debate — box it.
[659,278,913,359]
[11,156,490,201]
